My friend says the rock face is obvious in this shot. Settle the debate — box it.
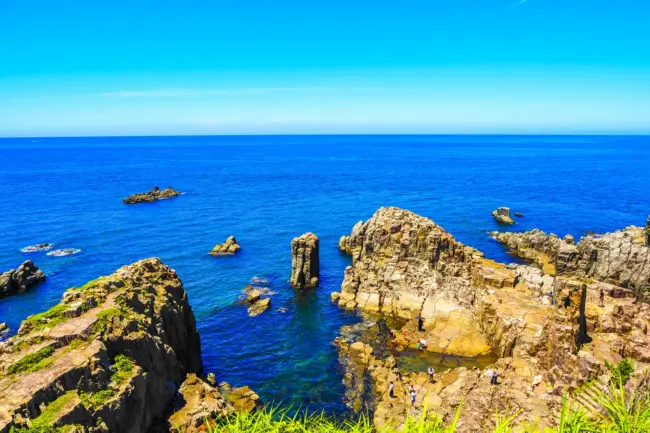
[646,215,650,245]
[333,207,650,431]
[0,261,46,299]
[209,236,241,256]
[290,232,319,288]
[247,298,270,317]
[0,258,204,433]
[494,223,650,297]
[167,374,233,432]
[123,186,181,204]
[491,207,514,225]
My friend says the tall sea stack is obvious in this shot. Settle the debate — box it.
[290,232,319,288]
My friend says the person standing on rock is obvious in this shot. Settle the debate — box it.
[417,316,424,332]
[409,387,417,406]
[389,381,395,399]
[428,366,435,383]
[491,369,499,385]
[599,288,605,307]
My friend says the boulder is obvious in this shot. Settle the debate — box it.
[210,236,241,256]
[492,207,515,225]
[290,232,319,288]
[247,298,270,317]
[246,289,261,304]
[0,261,46,299]
[167,374,233,432]
[0,323,7,333]
[219,383,261,412]
[123,186,181,204]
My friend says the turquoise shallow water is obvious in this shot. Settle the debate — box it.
[1,135,649,414]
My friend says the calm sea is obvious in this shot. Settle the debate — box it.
[1,135,649,413]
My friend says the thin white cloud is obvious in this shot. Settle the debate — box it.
[100,87,326,98]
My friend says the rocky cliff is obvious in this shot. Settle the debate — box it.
[290,232,320,288]
[0,261,46,299]
[333,207,650,431]
[0,259,211,433]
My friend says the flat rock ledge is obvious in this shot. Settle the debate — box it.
[210,236,241,256]
[123,186,181,204]
[0,258,255,433]
[290,232,319,288]
[0,260,45,299]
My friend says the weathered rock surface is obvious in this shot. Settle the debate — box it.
[333,207,650,431]
[0,324,6,334]
[0,261,46,299]
[167,374,233,432]
[492,207,515,225]
[290,232,319,288]
[0,259,204,433]
[645,215,650,245]
[209,236,241,256]
[247,298,270,317]
[494,223,650,296]
[219,382,261,412]
[123,186,181,204]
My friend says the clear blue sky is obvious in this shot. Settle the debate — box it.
[1,0,649,137]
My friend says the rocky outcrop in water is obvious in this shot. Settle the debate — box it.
[491,207,514,225]
[290,232,319,288]
[494,222,650,296]
[333,207,650,431]
[0,261,45,299]
[123,186,181,204]
[210,236,241,256]
[0,258,253,433]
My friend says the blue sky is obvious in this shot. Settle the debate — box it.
[1,0,649,136]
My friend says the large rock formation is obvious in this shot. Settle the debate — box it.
[0,258,250,433]
[123,186,181,204]
[494,223,650,297]
[0,261,46,299]
[333,207,650,431]
[491,207,515,225]
[209,236,241,256]
[290,232,319,288]
[645,215,650,245]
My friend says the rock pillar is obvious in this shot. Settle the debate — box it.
[492,207,515,225]
[290,232,319,288]
[645,215,650,245]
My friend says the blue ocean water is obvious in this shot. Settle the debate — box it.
[1,135,649,414]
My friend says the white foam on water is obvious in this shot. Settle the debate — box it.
[20,243,54,253]
[46,248,81,257]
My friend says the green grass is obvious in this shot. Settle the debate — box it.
[92,307,126,334]
[23,305,69,333]
[7,346,55,374]
[79,389,115,408]
[30,391,77,429]
[111,354,135,385]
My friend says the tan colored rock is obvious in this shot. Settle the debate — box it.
[290,232,319,288]
[247,298,270,317]
[0,324,6,333]
[492,207,515,225]
[210,236,241,256]
[220,382,261,412]
[123,186,181,204]
[167,374,233,432]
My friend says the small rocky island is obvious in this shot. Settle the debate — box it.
[332,207,650,431]
[491,206,515,224]
[0,261,45,299]
[123,186,181,204]
[209,236,241,256]
[0,258,258,433]
[290,232,319,288]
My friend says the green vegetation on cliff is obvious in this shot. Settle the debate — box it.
[7,346,55,374]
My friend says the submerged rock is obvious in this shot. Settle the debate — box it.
[0,260,45,299]
[0,258,256,433]
[290,232,319,288]
[20,243,53,253]
[46,248,81,257]
[210,236,241,256]
[491,207,515,225]
[514,212,524,217]
[123,186,181,204]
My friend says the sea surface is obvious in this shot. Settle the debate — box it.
[1,135,649,414]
